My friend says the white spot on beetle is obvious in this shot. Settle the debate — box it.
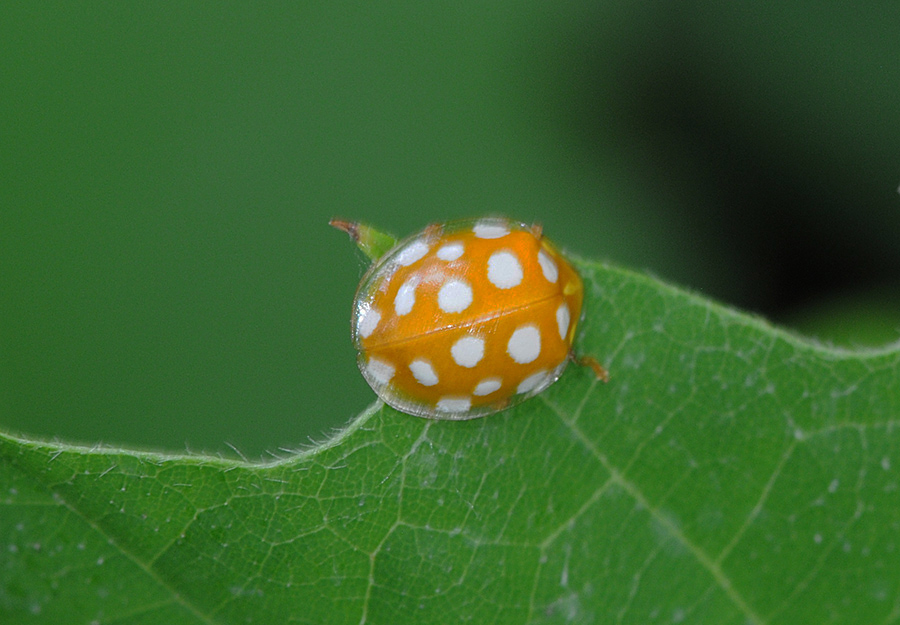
[437,397,471,413]
[436,242,464,261]
[395,240,429,266]
[438,279,473,313]
[556,303,570,341]
[473,222,509,239]
[473,378,502,396]
[394,278,417,315]
[357,307,381,339]
[409,359,439,386]
[538,249,558,283]
[487,250,523,289]
[507,325,541,364]
[451,336,485,368]
[517,370,549,394]
[367,358,395,385]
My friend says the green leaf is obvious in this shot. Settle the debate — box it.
[2,260,898,624]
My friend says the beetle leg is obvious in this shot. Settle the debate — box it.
[571,352,609,383]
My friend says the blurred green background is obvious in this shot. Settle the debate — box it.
[2,2,899,456]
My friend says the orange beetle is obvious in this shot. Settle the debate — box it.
[332,217,606,420]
